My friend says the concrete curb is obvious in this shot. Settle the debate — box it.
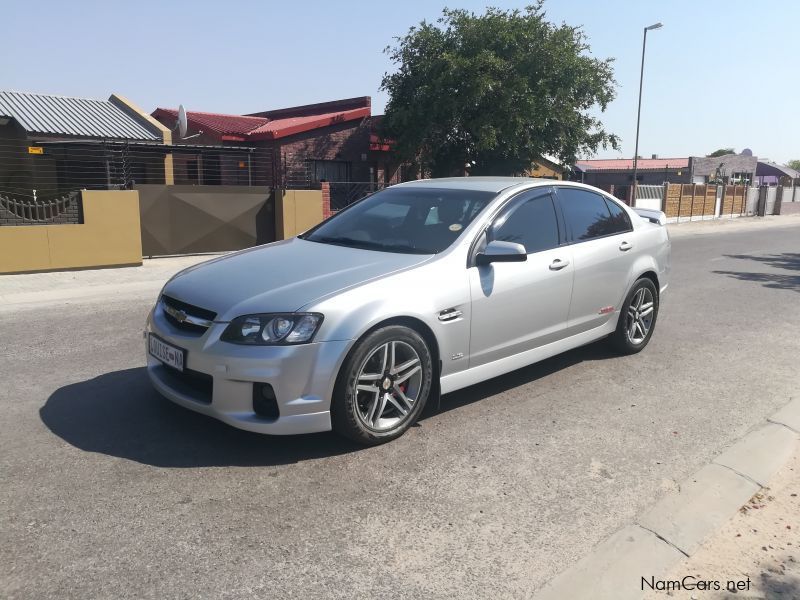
[533,397,800,600]
[769,399,800,434]
[638,464,758,556]
[713,422,796,487]
[534,526,683,600]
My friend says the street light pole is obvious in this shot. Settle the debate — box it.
[632,22,663,204]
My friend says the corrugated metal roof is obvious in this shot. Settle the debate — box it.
[0,91,159,140]
[756,161,800,179]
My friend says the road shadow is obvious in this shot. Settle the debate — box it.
[713,253,800,292]
[41,342,618,468]
[40,367,361,468]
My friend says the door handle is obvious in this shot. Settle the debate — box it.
[549,258,570,271]
[619,241,633,252]
[438,308,463,322]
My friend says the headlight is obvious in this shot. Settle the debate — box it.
[221,313,323,345]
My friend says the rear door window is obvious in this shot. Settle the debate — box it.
[603,197,633,234]
[558,188,629,241]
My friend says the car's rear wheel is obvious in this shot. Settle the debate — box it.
[610,277,659,354]
[332,325,432,445]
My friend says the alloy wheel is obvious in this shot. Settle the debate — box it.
[353,340,423,431]
[626,287,655,345]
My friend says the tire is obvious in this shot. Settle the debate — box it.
[609,277,659,355]
[331,325,433,445]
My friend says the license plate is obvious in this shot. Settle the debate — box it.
[148,334,185,372]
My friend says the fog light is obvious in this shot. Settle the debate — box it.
[253,383,279,420]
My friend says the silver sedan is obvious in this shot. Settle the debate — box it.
[145,178,670,445]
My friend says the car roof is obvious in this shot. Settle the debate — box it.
[391,178,627,205]
[396,177,549,193]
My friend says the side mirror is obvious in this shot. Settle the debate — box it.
[476,240,527,266]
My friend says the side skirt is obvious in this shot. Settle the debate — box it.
[439,321,616,395]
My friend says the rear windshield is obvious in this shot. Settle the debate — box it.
[302,187,496,254]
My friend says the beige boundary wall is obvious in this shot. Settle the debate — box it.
[0,190,143,274]
[275,189,324,239]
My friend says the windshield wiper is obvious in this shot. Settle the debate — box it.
[306,236,429,254]
[306,236,386,250]
[379,240,432,254]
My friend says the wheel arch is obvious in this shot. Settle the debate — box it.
[356,316,441,378]
[624,252,661,303]
[637,269,660,297]
[614,268,661,332]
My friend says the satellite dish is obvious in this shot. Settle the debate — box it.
[173,104,201,140]
[177,104,188,139]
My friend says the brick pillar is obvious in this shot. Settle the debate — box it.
[775,185,784,215]
[321,182,332,219]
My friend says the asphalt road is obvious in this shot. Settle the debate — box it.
[2,218,799,600]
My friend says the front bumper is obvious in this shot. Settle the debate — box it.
[145,307,352,435]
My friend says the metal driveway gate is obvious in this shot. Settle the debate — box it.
[136,184,274,256]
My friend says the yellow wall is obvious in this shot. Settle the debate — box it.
[275,190,324,239]
[0,190,143,274]
[527,160,563,180]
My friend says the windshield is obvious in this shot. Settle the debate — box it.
[303,187,496,254]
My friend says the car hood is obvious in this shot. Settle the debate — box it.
[162,238,433,320]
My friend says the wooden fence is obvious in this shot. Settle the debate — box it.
[720,185,747,217]
[663,184,717,219]
[636,183,795,221]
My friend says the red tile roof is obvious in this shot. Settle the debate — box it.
[153,109,267,137]
[248,107,370,139]
[576,157,689,171]
[152,104,370,142]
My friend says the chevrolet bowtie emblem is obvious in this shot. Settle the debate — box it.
[165,304,188,323]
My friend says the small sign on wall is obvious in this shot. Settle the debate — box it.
[28,146,44,155]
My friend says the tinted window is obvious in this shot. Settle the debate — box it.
[603,198,633,234]
[492,195,559,253]
[558,188,628,241]
[304,187,495,254]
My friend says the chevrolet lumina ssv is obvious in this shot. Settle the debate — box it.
[146,178,670,445]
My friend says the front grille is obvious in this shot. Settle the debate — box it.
[161,295,217,334]
[154,364,213,404]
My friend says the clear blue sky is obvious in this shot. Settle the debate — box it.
[3,0,797,163]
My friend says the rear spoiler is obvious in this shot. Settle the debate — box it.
[633,207,667,226]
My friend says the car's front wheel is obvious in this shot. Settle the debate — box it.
[610,277,659,354]
[332,325,433,445]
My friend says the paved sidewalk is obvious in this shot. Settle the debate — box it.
[643,447,800,599]
[666,214,800,238]
[0,253,224,313]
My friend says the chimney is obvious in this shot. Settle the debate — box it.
[651,153,658,159]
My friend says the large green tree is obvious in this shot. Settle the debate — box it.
[706,148,735,158]
[787,159,800,171]
[380,3,619,176]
